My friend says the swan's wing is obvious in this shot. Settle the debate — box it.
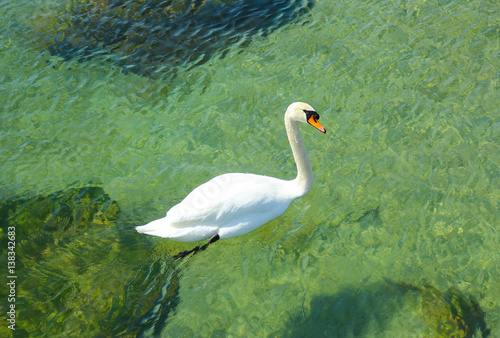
[165,173,293,227]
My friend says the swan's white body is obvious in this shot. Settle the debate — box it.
[136,102,325,242]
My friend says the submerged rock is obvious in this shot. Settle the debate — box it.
[0,186,180,336]
[0,186,119,258]
[34,0,315,76]
[397,282,491,338]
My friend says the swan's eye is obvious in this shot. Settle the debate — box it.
[303,109,319,122]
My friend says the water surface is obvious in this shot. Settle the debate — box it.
[0,0,498,336]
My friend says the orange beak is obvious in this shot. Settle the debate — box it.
[307,115,326,133]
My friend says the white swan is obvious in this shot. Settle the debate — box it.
[136,102,326,257]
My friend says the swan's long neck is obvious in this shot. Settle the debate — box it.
[285,114,313,197]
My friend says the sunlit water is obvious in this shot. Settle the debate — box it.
[0,0,498,336]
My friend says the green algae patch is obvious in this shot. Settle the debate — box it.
[0,187,119,257]
[398,282,491,337]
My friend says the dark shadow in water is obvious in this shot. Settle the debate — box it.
[280,282,407,337]
[39,0,315,77]
[280,280,491,338]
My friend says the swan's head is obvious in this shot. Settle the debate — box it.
[286,102,326,133]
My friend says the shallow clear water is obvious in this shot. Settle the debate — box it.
[0,0,499,336]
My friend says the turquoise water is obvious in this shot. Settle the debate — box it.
[1,0,499,336]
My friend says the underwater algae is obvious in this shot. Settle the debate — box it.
[0,186,120,258]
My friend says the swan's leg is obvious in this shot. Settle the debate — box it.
[199,234,220,251]
[173,234,220,260]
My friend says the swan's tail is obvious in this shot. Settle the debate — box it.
[135,218,173,238]
[135,224,152,234]
[135,218,218,242]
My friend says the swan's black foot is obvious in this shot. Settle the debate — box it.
[173,234,220,260]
